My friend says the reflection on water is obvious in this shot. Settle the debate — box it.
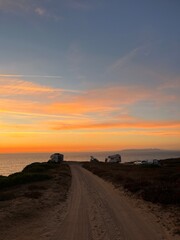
[0,150,180,176]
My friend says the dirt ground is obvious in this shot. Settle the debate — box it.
[82,160,180,238]
[113,183,180,240]
[0,163,179,240]
[0,165,71,240]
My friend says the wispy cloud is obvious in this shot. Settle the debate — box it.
[0,79,177,117]
[109,44,152,72]
[1,78,179,142]
[0,79,82,96]
[0,74,63,79]
[109,48,139,71]
[34,7,46,16]
[0,0,60,19]
[50,119,180,131]
[0,0,30,12]
[0,109,86,120]
[34,7,61,20]
[45,85,149,115]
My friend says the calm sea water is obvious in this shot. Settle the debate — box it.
[0,150,180,176]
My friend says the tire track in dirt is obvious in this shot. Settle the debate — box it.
[51,164,169,240]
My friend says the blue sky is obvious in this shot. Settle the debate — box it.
[0,0,180,152]
[0,0,180,85]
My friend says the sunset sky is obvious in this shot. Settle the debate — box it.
[0,0,180,153]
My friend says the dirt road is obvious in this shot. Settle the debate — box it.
[51,164,169,240]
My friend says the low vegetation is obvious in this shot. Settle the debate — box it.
[83,158,180,205]
[0,162,72,240]
[0,162,71,201]
[0,162,56,190]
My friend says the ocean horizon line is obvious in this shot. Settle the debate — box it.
[0,148,180,155]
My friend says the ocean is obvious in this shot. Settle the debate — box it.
[0,149,180,176]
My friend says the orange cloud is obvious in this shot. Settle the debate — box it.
[45,85,151,115]
[1,79,179,140]
[45,84,179,115]
[0,78,81,96]
[0,78,178,118]
[50,120,180,131]
[0,78,179,154]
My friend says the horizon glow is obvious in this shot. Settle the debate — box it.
[0,0,180,153]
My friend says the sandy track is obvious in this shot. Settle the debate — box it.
[51,164,169,240]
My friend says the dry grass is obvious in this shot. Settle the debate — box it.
[83,158,180,205]
[83,158,180,236]
[0,163,72,240]
[0,162,71,202]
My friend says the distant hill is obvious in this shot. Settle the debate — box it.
[121,148,163,152]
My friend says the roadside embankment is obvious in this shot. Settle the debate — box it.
[0,162,71,240]
[83,158,180,237]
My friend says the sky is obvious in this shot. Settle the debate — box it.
[0,0,180,153]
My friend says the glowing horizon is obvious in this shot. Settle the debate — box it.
[0,1,180,153]
[0,77,179,153]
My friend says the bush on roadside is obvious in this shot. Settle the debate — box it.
[83,159,180,205]
[0,162,57,190]
[0,172,51,189]
[22,162,57,173]
[0,192,16,201]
